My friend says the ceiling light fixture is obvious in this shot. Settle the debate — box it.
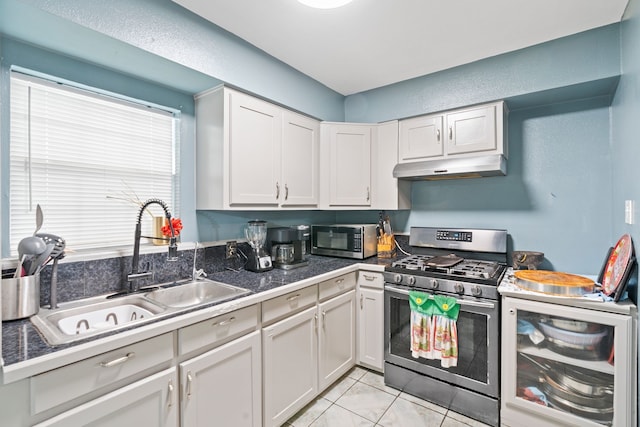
[298,0,354,9]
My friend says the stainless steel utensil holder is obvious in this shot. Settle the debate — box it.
[2,274,40,321]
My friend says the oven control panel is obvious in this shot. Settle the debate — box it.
[436,230,472,242]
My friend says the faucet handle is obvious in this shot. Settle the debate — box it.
[193,269,207,280]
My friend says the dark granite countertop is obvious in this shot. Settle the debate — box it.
[1,255,393,371]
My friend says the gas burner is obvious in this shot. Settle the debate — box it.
[391,254,434,270]
[451,260,501,279]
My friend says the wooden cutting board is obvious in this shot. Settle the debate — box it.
[514,270,595,296]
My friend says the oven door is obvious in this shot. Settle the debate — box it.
[384,284,499,398]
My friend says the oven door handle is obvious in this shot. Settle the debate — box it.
[384,285,496,309]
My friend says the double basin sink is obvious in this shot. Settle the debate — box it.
[30,279,251,346]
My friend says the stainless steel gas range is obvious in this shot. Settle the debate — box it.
[384,227,507,427]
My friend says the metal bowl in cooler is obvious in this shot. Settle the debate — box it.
[538,321,607,348]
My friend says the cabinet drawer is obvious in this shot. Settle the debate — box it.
[357,271,384,290]
[262,285,318,325]
[178,304,259,355]
[31,333,173,415]
[319,272,356,301]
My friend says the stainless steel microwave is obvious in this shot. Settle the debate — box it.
[311,224,378,259]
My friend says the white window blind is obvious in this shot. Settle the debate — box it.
[9,71,180,255]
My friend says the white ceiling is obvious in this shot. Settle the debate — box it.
[173,0,629,96]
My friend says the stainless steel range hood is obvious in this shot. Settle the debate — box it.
[392,154,506,181]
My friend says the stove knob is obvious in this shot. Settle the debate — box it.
[407,276,416,286]
[471,285,482,297]
[454,283,464,294]
[430,279,439,290]
[394,274,403,284]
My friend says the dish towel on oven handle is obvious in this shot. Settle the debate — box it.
[409,291,459,368]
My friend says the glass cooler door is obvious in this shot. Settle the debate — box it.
[502,297,635,427]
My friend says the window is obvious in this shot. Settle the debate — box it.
[9,70,180,254]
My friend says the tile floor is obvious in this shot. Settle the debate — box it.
[285,367,492,427]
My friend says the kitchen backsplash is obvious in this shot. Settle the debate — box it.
[3,243,251,307]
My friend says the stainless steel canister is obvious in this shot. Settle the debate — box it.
[2,274,40,321]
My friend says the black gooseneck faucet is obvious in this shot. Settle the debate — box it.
[128,198,178,293]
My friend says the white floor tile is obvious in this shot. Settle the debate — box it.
[286,397,332,427]
[310,404,375,427]
[334,381,396,423]
[445,410,493,427]
[321,375,356,402]
[358,371,401,396]
[346,366,369,381]
[377,397,446,427]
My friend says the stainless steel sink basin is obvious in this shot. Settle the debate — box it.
[31,295,167,346]
[144,279,251,308]
[30,279,251,346]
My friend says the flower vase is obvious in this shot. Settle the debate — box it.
[152,217,168,246]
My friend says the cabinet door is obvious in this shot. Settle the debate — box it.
[34,368,178,427]
[180,331,261,427]
[319,290,356,390]
[228,90,281,206]
[357,287,384,372]
[327,124,372,206]
[399,114,443,161]
[263,306,318,427]
[281,111,319,207]
[445,104,496,155]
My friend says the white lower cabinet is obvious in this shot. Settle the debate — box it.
[35,367,178,427]
[180,330,261,427]
[263,305,319,427]
[318,289,356,390]
[356,271,384,372]
[262,274,357,427]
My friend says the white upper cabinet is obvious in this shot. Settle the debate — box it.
[446,103,497,155]
[399,114,443,161]
[228,90,282,206]
[399,101,506,163]
[281,111,320,206]
[320,121,410,210]
[195,86,319,210]
[321,123,373,207]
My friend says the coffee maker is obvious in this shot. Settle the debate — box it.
[244,220,272,272]
[267,225,311,270]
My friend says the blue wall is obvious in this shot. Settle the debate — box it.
[340,25,621,275]
[1,0,345,121]
[0,0,628,276]
[613,0,640,269]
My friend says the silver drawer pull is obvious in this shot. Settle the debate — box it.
[286,293,301,302]
[99,352,135,368]
[167,380,174,409]
[363,274,376,281]
[187,371,193,399]
[212,316,236,327]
